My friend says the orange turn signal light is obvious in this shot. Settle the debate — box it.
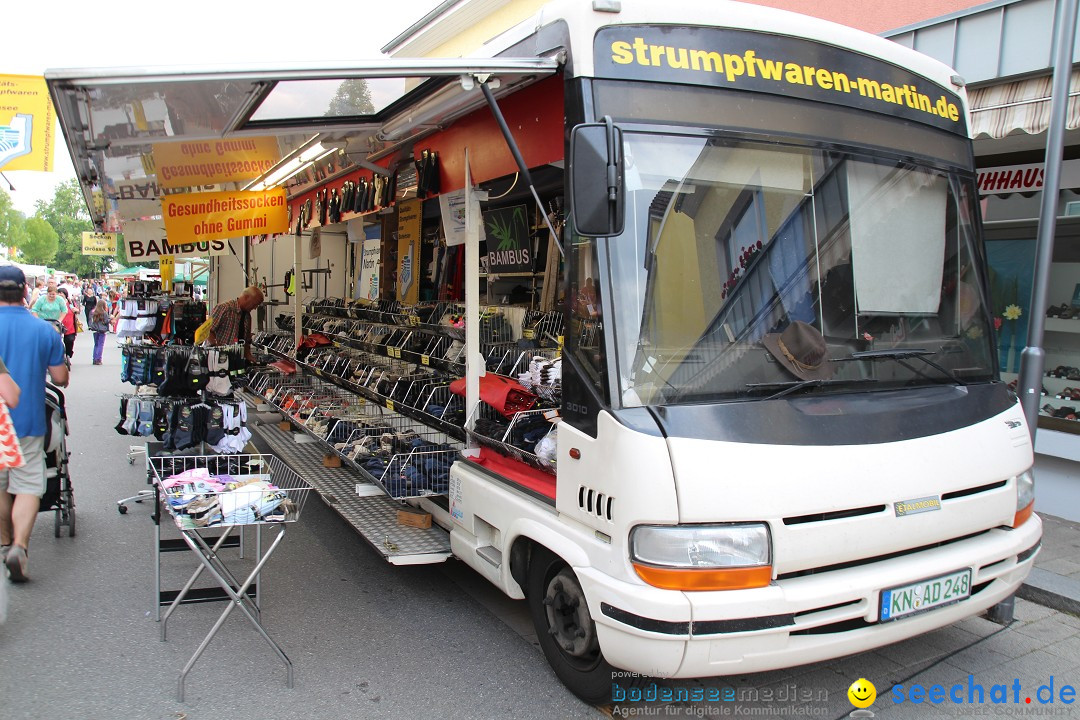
[1013,501,1034,528]
[632,563,772,591]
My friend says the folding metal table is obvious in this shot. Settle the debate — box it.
[149,453,311,702]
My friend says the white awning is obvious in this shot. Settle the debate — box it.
[969,69,1080,140]
[45,58,559,229]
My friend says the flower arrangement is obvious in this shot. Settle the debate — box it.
[721,240,764,300]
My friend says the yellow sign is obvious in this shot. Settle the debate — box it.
[81,232,117,256]
[159,255,175,293]
[161,189,289,245]
[0,75,55,172]
[152,137,280,188]
[397,198,422,305]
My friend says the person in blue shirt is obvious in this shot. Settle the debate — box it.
[0,265,68,582]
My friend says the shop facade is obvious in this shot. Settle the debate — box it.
[880,0,1080,521]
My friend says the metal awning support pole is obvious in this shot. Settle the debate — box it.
[294,233,303,354]
[464,150,487,440]
[478,80,564,258]
[1018,0,1080,441]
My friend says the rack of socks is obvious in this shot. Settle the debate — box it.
[115,394,252,453]
[511,351,562,404]
[116,297,164,339]
[120,343,247,397]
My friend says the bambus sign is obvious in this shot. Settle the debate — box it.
[122,219,231,261]
[81,232,117,256]
[161,189,288,245]
[152,137,280,188]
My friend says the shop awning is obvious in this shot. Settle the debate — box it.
[969,69,1080,140]
[45,57,560,230]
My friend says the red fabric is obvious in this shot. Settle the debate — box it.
[270,360,297,375]
[0,399,24,470]
[297,333,331,350]
[449,374,537,417]
[472,448,555,500]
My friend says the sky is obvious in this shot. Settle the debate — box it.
[3,0,440,216]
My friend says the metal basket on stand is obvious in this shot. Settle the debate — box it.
[150,453,313,531]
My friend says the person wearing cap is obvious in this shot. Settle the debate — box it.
[206,285,264,362]
[0,265,68,582]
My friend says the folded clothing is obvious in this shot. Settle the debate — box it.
[449,374,536,418]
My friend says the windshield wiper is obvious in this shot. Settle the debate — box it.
[748,378,878,401]
[843,348,968,386]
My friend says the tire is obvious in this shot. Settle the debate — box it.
[526,546,619,705]
[54,509,61,538]
[68,506,76,537]
[118,505,128,515]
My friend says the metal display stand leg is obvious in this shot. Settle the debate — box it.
[172,525,291,702]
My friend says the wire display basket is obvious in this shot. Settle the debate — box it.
[150,454,313,531]
[467,405,557,475]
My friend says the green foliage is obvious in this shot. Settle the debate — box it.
[326,79,375,116]
[0,188,28,256]
[19,216,59,264]
[34,178,103,276]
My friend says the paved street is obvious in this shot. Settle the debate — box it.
[2,335,1079,720]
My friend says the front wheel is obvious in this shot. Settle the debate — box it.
[527,546,620,705]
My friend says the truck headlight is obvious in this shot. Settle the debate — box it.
[629,523,772,591]
[1013,469,1034,528]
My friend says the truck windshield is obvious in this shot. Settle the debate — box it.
[607,133,995,408]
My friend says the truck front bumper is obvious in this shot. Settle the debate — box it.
[577,515,1042,679]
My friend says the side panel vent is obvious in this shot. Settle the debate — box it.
[578,485,614,522]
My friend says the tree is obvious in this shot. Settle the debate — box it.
[326,79,375,116]
[18,217,58,265]
[0,188,28,259]
[35,179,99,276]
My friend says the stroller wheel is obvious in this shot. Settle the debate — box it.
[54,509,62,538]
[67,507,76,537]
[118,505,128,515]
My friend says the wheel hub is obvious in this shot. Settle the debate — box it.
[543,568,598,658]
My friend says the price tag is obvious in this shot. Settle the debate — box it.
[409,315,421,327]
[421,354,430,366]
[523,329,535,340]
[386,400,395,411]
[392,347,402,359]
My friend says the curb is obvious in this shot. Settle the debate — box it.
[1019,568,1080,616]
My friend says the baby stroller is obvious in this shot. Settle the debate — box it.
[39,383,75,537]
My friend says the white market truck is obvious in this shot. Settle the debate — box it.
[47,0,1041,704]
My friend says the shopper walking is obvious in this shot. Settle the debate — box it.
[0,265,69,582]
[31,280,67,322]
[89,299,110,365]
[56,288,78,360]
[81,284,97,325]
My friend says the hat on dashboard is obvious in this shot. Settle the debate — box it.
[762,321,834,381]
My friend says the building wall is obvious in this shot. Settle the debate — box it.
[747,0,987,34]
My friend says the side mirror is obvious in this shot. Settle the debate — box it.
[569,117,625,237]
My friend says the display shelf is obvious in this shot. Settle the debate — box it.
[1044,317,1080,334]
[255,341,467,442]
[249,421,452,565]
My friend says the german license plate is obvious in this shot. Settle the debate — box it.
[879,568,971,622]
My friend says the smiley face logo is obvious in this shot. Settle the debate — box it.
[848,678,877,708]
